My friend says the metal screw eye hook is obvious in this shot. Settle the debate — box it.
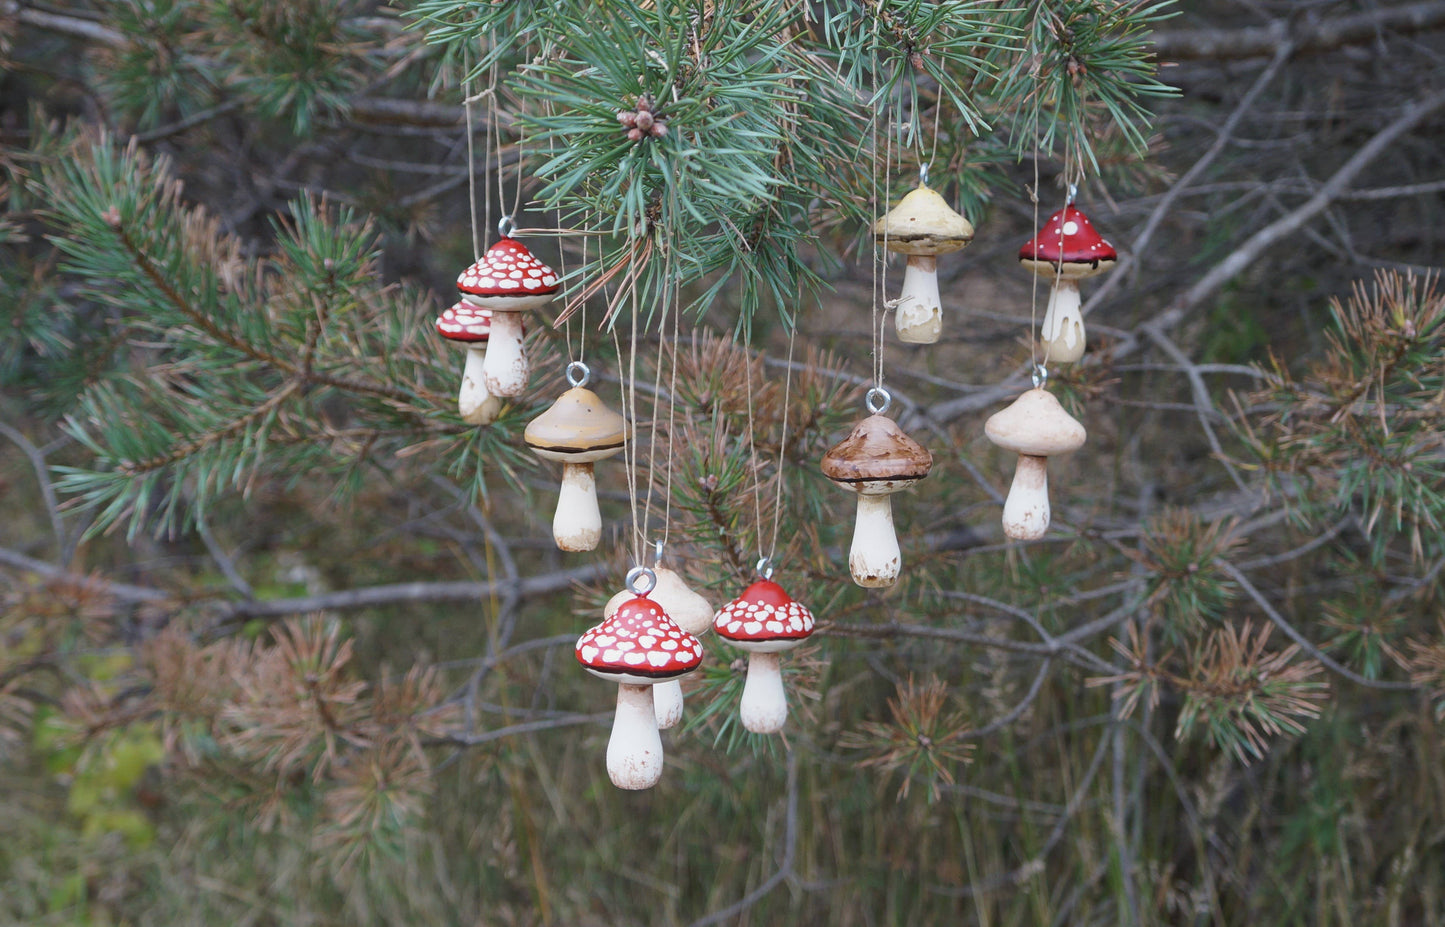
[565,361,591,388]
[1066,183,1078,207]
[497,215,517,239]
[653,539,665,567]
[626,566,657,597]
[865,386,892,416]
[1032,365,1048,389]
[919,162,930,187]
[755,557,775,581]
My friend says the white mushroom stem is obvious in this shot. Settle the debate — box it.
[1039,279,1086,363]
[740,652,788,734]
[554,462,602,552]
[894,255,941,345]
[457,346,502,425]
[1002,454,1051,541]
[607,684,664,790]
[481,310,528,396]
[653,679,684,730]
[849,493,901,588]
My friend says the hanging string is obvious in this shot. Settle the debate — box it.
[484,55,500,243]
[869,11,886,396]
[637,226,673,561]
[610,259,642,567]
[1028,92,1043,376]
[766,314,798,562]
[742,316,765,567]
[463,50,482,261]
[660,270,681,551]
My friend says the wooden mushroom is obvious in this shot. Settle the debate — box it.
[712,579,815,734]
[605,567,713,729]
[873,184,975,344]
[456,238,560,397]
[435,302,502,425]
[1018,205,1117,363]
[576,594,703,790]
[984,389,1086,540]
[820,415,933,587]
[524,387,626,552]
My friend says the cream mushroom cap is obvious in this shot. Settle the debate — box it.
[872,185,975,256]
[524,387,627,463]
[984,388,1086,457]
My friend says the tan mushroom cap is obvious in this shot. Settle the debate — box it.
[872,185,975,256]
[821,414,933,494]
[524,387,627,463]
[984,388,1086,457]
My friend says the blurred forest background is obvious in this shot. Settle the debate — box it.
[3,1,1445,924]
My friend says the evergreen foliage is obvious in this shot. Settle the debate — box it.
[3,0,1445,923]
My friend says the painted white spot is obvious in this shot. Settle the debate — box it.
[744,621,762,635]
[727,620,742,633]
[623,652,645,665]
[616,641,635,651]
[639,636,656,648]
[648,651,671,667]
[661,640,677,650]
[602,649,622,663]
[580,645,598,662]
[766,621,784,633]
[595,635,616,647]
[1062,221,1079,235]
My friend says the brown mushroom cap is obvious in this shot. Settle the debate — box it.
[820,414,933,494]
[872,185,975,256]
[524,387,627,463]
[984,388,1086,457]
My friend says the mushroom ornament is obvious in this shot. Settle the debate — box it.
[456,234,560,397]
[1018,205,1117,364]
[713,574,815,734]
[577,580,703,790]
[605,565,714,730]
[984,387,1086,541]
[873,183,975,344]
[524,369,627,552]
[435,302,503,425]
[820,401,933,587]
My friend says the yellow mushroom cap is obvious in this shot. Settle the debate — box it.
[524,387,627,463]
[873,185,975,256]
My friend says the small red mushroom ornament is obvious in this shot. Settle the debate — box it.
[457,238,560,397]
[712,577,815,734]
[435,302,502,425]
[1018,205,1117,363]
[577,592,703,790]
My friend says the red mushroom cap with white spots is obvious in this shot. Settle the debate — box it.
[576,595,704,685]
[435,301,491,343]
[713,579,815,654]
[457,238,561,311]
[1019,205,1118,280]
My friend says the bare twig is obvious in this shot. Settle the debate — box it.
[0,546,169,603]
[0,421,68,563]
[1219,561,1417,691]
[688,749,800,927]
[1151,2,1445,61]
[430,712,611,746]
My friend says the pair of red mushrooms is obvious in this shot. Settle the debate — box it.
[580,566,814,789]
